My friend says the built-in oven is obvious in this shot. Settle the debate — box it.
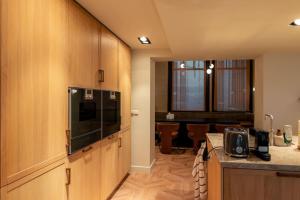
[102,90,121,138]
[68,87,102,154]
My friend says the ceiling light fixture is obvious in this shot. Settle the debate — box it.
[209,63,214,69]
[290,19,300,26]
[138,36,151,44]
[206,68,212,75]
[180,62,185,68]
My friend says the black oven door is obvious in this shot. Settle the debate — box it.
[102,91,121,138]
[68,88,102,154]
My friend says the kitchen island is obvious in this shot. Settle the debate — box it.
[207,133,300,200]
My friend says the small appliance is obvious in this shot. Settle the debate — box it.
[224,128,249,158]
[254,131,271,161]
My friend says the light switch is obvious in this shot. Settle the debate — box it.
[131,109,140,116]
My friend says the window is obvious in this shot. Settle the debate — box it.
[214,60,251,112]
[172,61,206,111]
[170,59,253,112]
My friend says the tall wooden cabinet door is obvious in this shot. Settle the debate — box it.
[1,163,67,200]
[118,41,132,130]
[100,135,119,200]
[68,2,100,88]
[1,0,68,186]
[68,142,101,200]
[100,27,119,91]
[118,129,131,181]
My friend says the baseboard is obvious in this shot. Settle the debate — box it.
[107,173,130,200]
[131,159,156,173]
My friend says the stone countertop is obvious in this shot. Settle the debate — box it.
[207,133,300,172]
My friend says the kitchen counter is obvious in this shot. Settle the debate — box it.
[207,133,300,200]
[207,133,300,172]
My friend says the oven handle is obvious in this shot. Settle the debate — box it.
[82,146,93,153]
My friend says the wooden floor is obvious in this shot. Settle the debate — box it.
[112,148,195,200]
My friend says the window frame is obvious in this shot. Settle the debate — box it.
[167,60,254,113]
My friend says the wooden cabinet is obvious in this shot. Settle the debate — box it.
[68,2,100,88]
[100,27,119,91]
[1,0,131,198]
[100,134,119,200]
[207,140,222,200]
[68,141,101,200]
[118,129,131,181]
[1,161,67,200]
[224,168,300,200]
[118,42,132,130]
[1,0,68,186]
[207,139,300,200]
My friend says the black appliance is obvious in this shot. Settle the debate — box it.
[253,131,271,161]
[224,128,249,158]
[68,88,121,154]
[102,90,121,138]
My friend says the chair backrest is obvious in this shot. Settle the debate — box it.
[156,123,180,134]
[215,124,241,133]
[187,124,210,141]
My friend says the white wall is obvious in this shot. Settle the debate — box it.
[155,62,169,112]
[131,49,172,171]
[255,53,300,134]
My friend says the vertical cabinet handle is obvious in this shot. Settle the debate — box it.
[66,168,71,186]
[98,69,104,82]
[118,137,122,148]
[66,130,71,154]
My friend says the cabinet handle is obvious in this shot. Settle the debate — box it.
[118,137,122,148]
[109,135,115,140]
[98,69,104,82]
[66,168,71,186]
[82,146,93,153]
[276,172,300,178]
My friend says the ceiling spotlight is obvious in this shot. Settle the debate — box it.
[290,19,300,26]
[138,36,151,44]
[209,63,214,69]
[180,63,185,68]
[206,69,212,75]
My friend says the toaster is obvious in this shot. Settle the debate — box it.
[224,128,249,158]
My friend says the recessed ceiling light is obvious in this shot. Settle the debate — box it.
[180,63,185,68]
[138,36,151,44]
[290,19,300,26]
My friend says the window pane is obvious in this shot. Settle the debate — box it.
[174,61,204,69]
[172,61,205,111]
[214,60,250,111]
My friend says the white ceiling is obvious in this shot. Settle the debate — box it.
[76,0,300,59]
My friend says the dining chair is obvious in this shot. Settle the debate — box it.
[187,124,210,153]
[156,122,180,154]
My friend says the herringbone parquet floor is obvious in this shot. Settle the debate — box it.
[112,148,195,200]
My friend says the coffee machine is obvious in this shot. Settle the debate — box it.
[253,130,271,161]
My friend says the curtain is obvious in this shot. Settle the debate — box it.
[214,60,251,111]
[172,61,206,111]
